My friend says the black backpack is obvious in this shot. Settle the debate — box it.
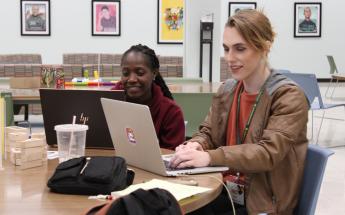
[87,188,183,215]
[47,156,134,195]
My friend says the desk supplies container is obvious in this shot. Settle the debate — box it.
[54,124,88,163]
[55,67,65,89]
[41,66,56,88]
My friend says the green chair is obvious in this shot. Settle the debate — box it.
[1,79,30,126]
[325,55,345,98]
[173,93,213,138]
[0,91,32,129]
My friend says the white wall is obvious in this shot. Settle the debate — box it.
[0,0,344,79]
[0,0,183,64]
[220,0,345,78]
[184,0,221,81]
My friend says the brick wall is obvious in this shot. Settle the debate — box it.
[62,53,183,78]
[0,64,42,77]
[63,54,99,64]
[158,56,183,77]
[220,57,231,81]
[100,54,122,64]
[0,54,42,64]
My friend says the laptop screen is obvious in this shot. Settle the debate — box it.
[40,89,125,148]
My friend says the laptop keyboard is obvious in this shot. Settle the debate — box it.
[164,159,193,171]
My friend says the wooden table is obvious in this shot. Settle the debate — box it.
[0,149,223,214]
[0,81,222,102]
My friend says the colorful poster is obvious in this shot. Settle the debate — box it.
[158,0,184,44]
[294,3,322,37]
[92,0,121,36]
[21,0,50,36]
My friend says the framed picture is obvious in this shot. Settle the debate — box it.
[294,2,322,37]
[228,2,257,17]
[92,0,121,36]
[157,0,184,44]
[20,0,50,36]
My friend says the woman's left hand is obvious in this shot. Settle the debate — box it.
[169,149,211,169]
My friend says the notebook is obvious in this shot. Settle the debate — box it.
[101,98,229,176]
[111,179,211,201]
[40,89,124,148]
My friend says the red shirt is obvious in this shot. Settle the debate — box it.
[112,82,185,149]
[227,81,258,146]
[225,81,258,180]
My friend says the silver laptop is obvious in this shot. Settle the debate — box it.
[101,98,229,176]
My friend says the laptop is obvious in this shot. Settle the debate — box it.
[101,98,229,176]
[40,89,125,148]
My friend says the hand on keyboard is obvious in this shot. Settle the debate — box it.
[164,159,193,171]
[175,141,203,152]
[168,149,211,169]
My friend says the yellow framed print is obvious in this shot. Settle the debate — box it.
[157,0,184,44]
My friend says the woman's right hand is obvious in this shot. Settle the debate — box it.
[175,141,203,152]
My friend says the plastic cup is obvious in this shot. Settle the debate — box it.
[54,124,88,163]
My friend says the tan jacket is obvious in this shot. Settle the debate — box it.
[191,71,309,214]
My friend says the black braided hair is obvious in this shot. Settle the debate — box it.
[121,44,174,100]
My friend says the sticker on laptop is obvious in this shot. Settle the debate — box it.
[125,127,137,144]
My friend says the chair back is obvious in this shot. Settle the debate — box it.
[326,55,338,74]
[0,91,14,126]
[294,144,334,215]
[277,69,291,74]
[282,73,324,109]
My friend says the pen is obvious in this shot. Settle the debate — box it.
[80,157,91,174]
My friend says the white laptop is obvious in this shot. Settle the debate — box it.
[101,98,229,176]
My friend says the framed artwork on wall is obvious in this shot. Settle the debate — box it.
[228,2,257,17]
[92,0,121,36]
[157,0,184,44]
[294,2,322,37]
[20,0,50,36]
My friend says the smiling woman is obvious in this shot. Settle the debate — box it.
[120,51,156,104]
[170,10,309,215]
[111,44,185,150]
[222,9,274,94]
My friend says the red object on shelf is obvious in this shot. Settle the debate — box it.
[87,82,99,86]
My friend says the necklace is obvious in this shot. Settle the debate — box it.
[235,83,266,145]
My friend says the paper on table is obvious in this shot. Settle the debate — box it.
[111,179,211,201]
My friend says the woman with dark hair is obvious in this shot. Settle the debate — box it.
[112,44,185,150]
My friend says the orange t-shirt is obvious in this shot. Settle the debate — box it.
[227,81,258,146]
[224,81,258,181]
